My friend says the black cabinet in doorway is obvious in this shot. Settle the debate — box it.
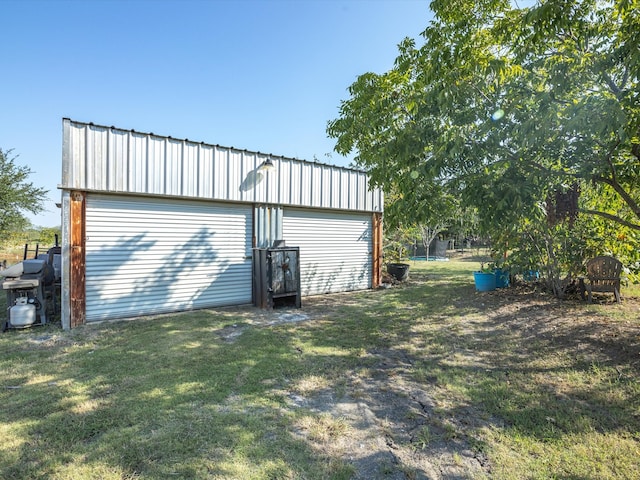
[253,247,301,309]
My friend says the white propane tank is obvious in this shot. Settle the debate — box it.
[10,297,36,327]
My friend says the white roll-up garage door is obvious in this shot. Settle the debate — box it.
[85,195,253,322]
[282,209,372,296]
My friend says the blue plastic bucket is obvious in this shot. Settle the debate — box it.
[473,272,496,291]
[495,268,510,288]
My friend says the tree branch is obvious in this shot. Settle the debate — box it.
[604,138,622,182]
[502,153,640,225]
[592,175,640,220]
[602,71,623,98]
[632,135,640,161]
[621,66,629,90]
[581,209,640,231]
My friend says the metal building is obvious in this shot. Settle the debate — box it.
[60,119,384,329]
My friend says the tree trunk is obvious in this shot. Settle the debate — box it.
[419,224,447,259]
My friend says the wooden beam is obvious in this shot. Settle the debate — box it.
[372,212,383,287]
[70,191,86,327]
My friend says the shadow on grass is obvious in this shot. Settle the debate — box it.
[1,314,360,478]
[464,299,640,441]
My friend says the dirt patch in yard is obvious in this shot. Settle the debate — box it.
[285,351,493,479]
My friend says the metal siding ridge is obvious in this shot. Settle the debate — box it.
[144,134,150,193]
[196,143,203,198]
[83,125,90,189]
[127,131,135,192]
[106,128,112,191]
[200,144,213,198]
[181,140,188,197]
[276,158,282,205]
[223,148,230,200]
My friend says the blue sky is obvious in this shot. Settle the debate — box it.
[1,0,432,227]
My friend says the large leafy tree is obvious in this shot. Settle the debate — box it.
[498,0,640,231]
[328,0,639,286]
[0,148,48,240]
[330,0,639,226]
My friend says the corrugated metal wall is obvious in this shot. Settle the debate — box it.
[84,194,253,321]
[282,209,372,295]
[62,119,383,213]
[254,205,284,248]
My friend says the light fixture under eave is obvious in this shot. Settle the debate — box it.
[259,158,276,172]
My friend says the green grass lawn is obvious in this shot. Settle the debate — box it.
[1,259,639,479]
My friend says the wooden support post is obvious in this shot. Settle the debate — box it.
[372,212,383,288]
[70,191,86,328]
